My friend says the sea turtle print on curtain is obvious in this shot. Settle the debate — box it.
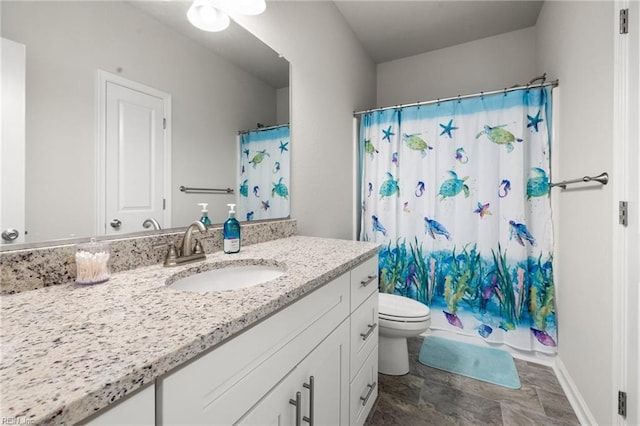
[239,125,290,221]
[359,87,557,354]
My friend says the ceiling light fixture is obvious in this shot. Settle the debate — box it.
[187,0,230,32]
[187,0,266,33]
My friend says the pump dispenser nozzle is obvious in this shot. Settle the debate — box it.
[227,203,236,219]
[198,203,211,226]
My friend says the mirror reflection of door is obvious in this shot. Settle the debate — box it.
[98,72,171,235]
[1,37,26,245]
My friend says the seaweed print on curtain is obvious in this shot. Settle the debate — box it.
[239,125,290,221]
[360,87,556,354]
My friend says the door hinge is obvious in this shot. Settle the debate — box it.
[163,117,167,130]
[620,8,629,34]
[619,201,628,226]
[163,198,166,210]
[618,390,627,417]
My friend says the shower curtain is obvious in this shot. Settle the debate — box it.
[360,87,557,354]
[238,125,290,221]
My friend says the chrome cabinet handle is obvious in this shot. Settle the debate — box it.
[360,323,378,341]
[110,219,122,229]
[303,376,314,425]
[360,274,378,287]
[1,229,19,242]
[290,391,302,426]
[360,381,377,406]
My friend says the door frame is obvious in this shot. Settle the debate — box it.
[1,38,26,245]
[613,0,639,424]
[95,70,172,235]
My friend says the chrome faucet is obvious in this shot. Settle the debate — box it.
[181,220,207,257]
[157,221,208,267]
[142,218,162,230]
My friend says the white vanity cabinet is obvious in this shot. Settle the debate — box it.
[157,255,378,425]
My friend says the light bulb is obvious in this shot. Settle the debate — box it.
[187,0,230,32]
[198,4,218,22]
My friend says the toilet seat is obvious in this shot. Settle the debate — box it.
[379,293,430,323]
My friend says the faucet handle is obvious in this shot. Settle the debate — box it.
[153,241,180,266]
[164,243,179,266]
[193,239,204,254]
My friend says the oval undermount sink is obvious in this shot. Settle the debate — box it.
[167,261,286,293]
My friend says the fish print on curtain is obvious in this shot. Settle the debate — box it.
[360,88,557,353]
[238,125,290,221]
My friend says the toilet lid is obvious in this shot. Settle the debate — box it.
[379,292,430,319]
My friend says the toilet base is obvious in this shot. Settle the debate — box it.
[378,334,409,375]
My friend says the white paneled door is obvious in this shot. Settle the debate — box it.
[1,38,26,245]
[98,72,171,235]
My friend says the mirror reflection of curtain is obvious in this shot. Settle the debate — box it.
[359,87,557,354]
[238,125,290,221]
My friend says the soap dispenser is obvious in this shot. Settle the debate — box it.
[198,203,212,226]
[223,203,241,254]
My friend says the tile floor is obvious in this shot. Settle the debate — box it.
[365,337,580,426]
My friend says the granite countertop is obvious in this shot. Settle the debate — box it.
[0,236,379,425]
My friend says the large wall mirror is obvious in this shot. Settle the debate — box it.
[0,1,290,250]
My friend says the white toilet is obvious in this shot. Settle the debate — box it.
[378,293,431,375]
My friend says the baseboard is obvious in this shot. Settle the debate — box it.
[553,356,598,425]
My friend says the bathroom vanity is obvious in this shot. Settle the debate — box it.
[0,236,379,425]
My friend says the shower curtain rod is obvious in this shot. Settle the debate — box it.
[352,80,559,116]
[238,123,289,135]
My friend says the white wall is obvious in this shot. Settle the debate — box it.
[377,27,538,106]
[537,2,614,424]
[235,2,377,239]
[1,1,278,241]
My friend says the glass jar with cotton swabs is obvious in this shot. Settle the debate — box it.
[75,238,111,285]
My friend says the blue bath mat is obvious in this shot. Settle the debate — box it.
[418,336,521,389]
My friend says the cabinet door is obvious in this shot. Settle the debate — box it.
[237,321,350,426]
[293,320,349,426]
[236,370,297,426]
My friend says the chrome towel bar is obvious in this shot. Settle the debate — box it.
[550,172,609,189]
[179,186,235,194]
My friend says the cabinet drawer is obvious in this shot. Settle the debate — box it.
[350,347,378,426]
[350,290,378,382]
[350,256,378,311]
